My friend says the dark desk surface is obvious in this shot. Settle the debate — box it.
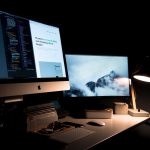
[0,115,149,150]
[57,115,149,150]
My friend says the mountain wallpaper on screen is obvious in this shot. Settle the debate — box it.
[64,55,130,97]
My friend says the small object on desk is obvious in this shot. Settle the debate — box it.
[62,121,84,128]
[128,108,149,117]
[87,120,105,126]
[114,102,128,114]
[85,108,113,118]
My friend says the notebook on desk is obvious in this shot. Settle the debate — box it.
[50,127,95,144]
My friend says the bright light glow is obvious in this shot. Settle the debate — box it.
[133,75,150,82]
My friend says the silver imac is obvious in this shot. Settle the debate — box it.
[0,11,70,103]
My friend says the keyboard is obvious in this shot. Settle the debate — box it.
[50,128,94,144]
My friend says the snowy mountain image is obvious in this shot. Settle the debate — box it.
[64,70,129,97]
[64,55,130,97]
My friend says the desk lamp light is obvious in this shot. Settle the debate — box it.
[128,56,150,117]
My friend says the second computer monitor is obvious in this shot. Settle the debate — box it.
[64,54,130,97]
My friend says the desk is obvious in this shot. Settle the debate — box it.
[58,115,149,150]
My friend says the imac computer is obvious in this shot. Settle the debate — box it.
[0,11,70,103]
[64,54,130,97]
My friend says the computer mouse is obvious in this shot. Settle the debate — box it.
[87,120,105,126]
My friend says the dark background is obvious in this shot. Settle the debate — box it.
[0,1,150,148]
[1,1,150,55]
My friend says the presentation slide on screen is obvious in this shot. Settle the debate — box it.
[29,20,66,78]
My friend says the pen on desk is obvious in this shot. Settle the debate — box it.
[63,121,84,128]
[75,124,84,128]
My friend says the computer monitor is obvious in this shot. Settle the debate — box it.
[64,54,129,97]
[0,11,70,102]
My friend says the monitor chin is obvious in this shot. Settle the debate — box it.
[0,81,70,99]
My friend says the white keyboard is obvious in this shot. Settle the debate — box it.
[50,128,94,144]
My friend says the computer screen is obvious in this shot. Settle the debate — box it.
[0,11,69,98]
[64,54,130,97]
